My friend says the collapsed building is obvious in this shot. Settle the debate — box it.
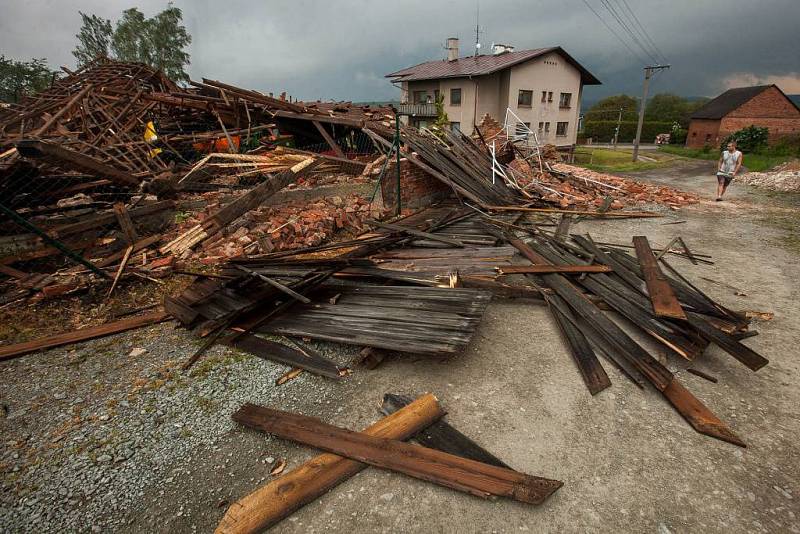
[0,58,770,531]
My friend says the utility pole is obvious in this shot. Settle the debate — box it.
[612,107,623,150]
[632,64,670,161]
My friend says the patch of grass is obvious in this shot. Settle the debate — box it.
[739,153,790,172]
[573,147,668,173]
[658,145,719,160]
[658,145,795,171]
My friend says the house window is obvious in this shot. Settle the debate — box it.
[544,122,551,133]
[514,122,530,138]
[450,88,462,106]
[434,89,440,102]
[538,121,544,132]
[559,93,572,109]
[541,91,547,103]
[518,90,533,107]
[413,91,426,104]
[450,121,461,132]
[547,92,553,103]
[556,122,568,136]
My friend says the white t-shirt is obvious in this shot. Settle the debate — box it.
[719,150,742,175]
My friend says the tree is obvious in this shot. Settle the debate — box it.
[0,56,57,103]
[111,8,149,64]
[645,94,688,123]
[72,3,192,82]
[72,12,112,67]
[585,95,639,122]
[432,94,450,133]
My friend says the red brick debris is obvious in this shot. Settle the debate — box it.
[476,113,699,210]
[162,193,386,264]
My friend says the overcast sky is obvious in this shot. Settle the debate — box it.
[2,0,799,103]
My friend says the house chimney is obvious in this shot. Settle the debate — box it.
[446,37,459,62]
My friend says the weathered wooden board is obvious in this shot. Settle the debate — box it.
[632,235,687,320]
[232,404,563,505]
[217,394,445,534]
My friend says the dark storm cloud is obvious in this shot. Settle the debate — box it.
[2,0,799,102]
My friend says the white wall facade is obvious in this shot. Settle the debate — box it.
[399,51,585,145]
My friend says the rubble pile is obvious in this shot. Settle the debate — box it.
[737,164,800,192]
[551,163,700,208]
[167,193,383,264]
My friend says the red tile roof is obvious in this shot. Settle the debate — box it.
[386,47,601,85]
[690,85,800,119]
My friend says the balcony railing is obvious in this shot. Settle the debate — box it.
[397,103,438,117]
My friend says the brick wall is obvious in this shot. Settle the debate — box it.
[727,86,800,119]
[686,119,721,148]
[687,86,800,148]
[380,158,452,209]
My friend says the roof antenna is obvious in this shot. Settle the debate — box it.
[474,1,482,57]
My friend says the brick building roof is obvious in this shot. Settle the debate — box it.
[386,47,601,85]
[690,85,800,119]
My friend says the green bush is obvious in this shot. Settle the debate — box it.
[720,125,769,152]
[583,120,674,143]
[669,123,688,145]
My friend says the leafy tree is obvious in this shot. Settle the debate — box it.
[72,12,112,67]
[72,3,192,82]
[111,8,149,64]
[645,94,688,124]
[432,94,450,132]
[584,95,638,122]
[0,56,57,103]
[646,94,711,127]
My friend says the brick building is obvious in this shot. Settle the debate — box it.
[686,85,800,148]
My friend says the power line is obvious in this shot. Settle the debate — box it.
[599,0,660,64]
[617,0,668,64]
[581,0,648,65]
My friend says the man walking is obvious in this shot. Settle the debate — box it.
[716,141,742,201]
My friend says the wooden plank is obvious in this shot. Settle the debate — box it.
[547,295,611,395]
[224,334,343,379]
[505,233,744,446]
[15,139,140,187]
[632,236,687,320]
[380,393,512,468]
[685,311,769,371]
[112,202,139,245]
[105,244,133,298]
[368,220,464,248]
[662,379,745,447]
[312,120,346,158]
[486,205,663,218]
[0,310,169,361]
[232,404,563,505]
[216,394,445,534]
[498,265,612,274]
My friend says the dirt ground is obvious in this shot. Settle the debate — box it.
[2,158,799,533]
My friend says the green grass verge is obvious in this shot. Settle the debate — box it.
[658,145,793,172]
[572,147,668,173]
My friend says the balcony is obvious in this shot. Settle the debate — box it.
[397,102,438,117]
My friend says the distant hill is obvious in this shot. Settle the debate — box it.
[789,95,800,107]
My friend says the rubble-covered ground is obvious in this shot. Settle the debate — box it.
[737,160,800,192]
[1,157,798,533]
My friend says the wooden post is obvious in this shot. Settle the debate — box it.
[312,120,346,158]
[113,203,139,245]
